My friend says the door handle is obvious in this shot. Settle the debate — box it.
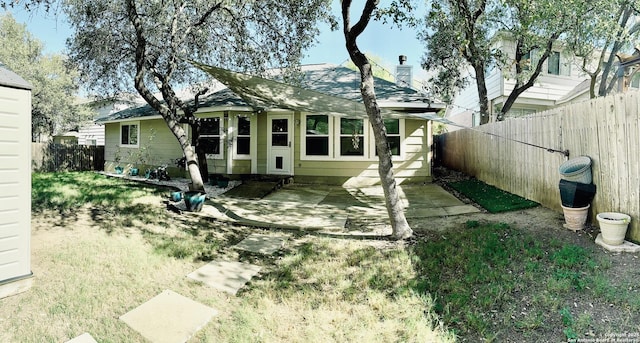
[288,141,291,147]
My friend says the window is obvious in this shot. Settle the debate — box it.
[630,73,640,89]
[198,117,221,158]
[120,122,139,147]
[372,119,403,157]
[236,116,251,156]
[305,115,330,156]
[384,119,401,156]
[271,119,289,147]
[548,51,560,75]
[340,118,364,156]
[522,49,539,71]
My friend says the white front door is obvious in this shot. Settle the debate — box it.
[267,114,293,175]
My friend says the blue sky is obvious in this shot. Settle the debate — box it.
[4,1,428,79]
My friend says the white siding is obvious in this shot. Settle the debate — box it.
[0,86,31,284]
[78,124,105,146]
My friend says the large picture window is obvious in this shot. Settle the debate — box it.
[198,117,221,158]
[120,122,139,147]
[340,118,364,156]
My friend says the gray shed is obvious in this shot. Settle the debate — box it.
[0,66,33,298]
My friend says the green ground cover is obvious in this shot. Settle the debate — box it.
[448,179,539,213]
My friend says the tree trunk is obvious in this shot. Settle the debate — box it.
[166,118,205,191]
[474,63,490,124]
[342,0,412,239]
[127,0,205,192]
[362,64,412,239]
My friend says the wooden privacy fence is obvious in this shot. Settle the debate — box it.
[32,143,105,172]
[439,91,640,242]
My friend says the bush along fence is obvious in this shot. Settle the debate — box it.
[32,142,105,172]
[438,91,640,242]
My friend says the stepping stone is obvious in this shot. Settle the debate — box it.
[595,234,640,253]
[66,333,97,343]
[234,234,287,255]
[187,261,261,295]
[120,290,217,343]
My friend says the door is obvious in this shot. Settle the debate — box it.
[267,114,293,175]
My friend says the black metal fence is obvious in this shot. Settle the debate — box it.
[32,143,105,172]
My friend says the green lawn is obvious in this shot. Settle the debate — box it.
[3,172,635,342]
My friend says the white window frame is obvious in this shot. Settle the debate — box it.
[119,121,140,148]
[369,118,405,160]
[335,116,369,161]
[199,115,223,160]
[300,113,334,160]
[233,115,254,160]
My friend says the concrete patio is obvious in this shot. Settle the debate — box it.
[196,182,480,236]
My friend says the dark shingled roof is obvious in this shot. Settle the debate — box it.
[0,66,32,90]
[98,64,433,123]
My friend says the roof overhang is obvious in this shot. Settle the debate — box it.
[97,115,163,124]
[191,61,453,124]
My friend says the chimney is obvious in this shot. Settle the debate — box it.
[396,55,412,88]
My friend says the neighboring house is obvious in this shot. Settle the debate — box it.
[447,36,591,130]
[68,94,148,146]
[0,66,33,298]
[53,131,80,145]
[97,63,445,185]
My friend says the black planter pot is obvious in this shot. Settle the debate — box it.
[559,179,596,208]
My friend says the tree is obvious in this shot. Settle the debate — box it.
[0,12,91,141]
[566,0,640,98]
[343,53,395,82]
[421,0,595,123]
[63,0,333,191]
[342,0,412,239]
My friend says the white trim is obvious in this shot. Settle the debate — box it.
[99,115,162,124]
[226,114,233,175]
[267,113,294,175]
[232,114,253,160]
[119,121,140,148]
[199,114,224,160]
[300,113,334,161]
[250,114,257,174]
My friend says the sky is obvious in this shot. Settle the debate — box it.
[3,0,429,81]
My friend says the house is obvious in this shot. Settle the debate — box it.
[53,130,80,145]
[96,63,445,185]
[0,66,33,299]
[446,36,591,130]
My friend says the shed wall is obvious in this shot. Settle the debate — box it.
[0,86,32,287]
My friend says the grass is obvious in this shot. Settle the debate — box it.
[7,172,637,342]
[410,221,640,341]
[448,178,539,213]
[5,172,453,342]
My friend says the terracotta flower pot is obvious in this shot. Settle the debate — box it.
[596,212,630,245]
[561,204,590,231]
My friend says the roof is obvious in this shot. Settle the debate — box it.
[0,65,32,90]
[98,63,445,123]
